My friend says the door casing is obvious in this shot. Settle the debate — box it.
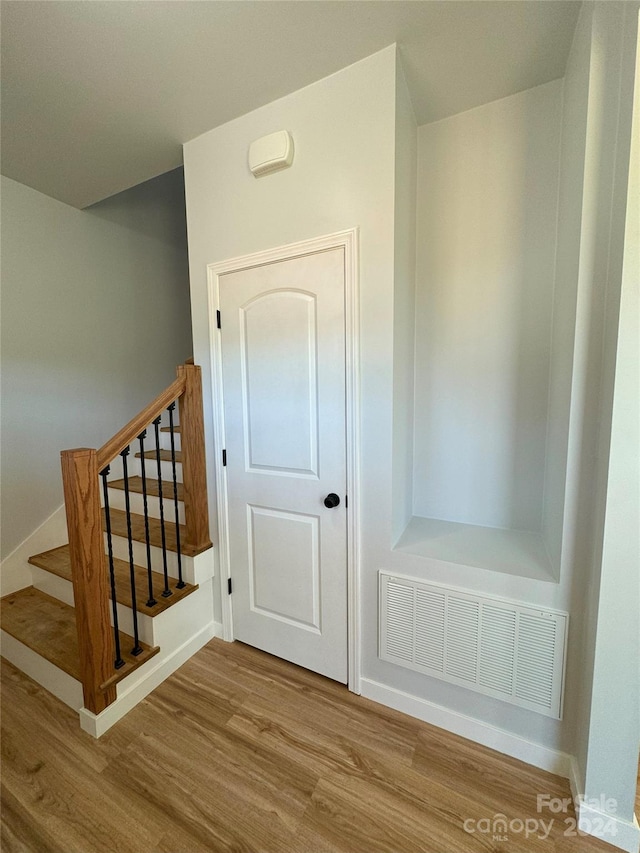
[207,229,361,693]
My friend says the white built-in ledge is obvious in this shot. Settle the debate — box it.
[394,516,557,583]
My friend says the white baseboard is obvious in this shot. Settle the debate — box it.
[569,757,640,853]
[213,620,224,637]
[360,677,572,777]
[79,621,216,738]
[0,504,68,597]
[569,755,584,811]
[1,630,83,711]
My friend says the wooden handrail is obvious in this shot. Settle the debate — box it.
[97,374,185,471]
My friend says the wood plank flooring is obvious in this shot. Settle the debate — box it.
[1,639,624,853]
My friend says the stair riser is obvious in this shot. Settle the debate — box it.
[148,583,212,649]
[99,440,181,476]
[113,591,208,649]
[1,630,84,712]
[98,585,214,652]
[114,600,155,647]
[30,565,75,608]
[106,489,186,525]
[105,534,194,583]
[30,565,156,646]
[133,456,183,484]
[118,427,180,457]
[160,431,181,453]
[31,567,208,652]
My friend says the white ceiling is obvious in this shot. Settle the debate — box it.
[0,1,581,209]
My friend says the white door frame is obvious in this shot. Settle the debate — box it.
[206,229,361,694]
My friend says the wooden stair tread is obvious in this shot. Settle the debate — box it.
[0,587,159,685]
[160,425,181,433]
[28,545,197,616]
[108,475,184,501]
[103,508,210,557]
[135,449,182,463]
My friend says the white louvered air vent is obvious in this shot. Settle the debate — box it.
[379,572,568,719]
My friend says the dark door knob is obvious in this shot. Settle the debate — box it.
[324,493,340,508]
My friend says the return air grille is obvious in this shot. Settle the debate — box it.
[379,572,568,719]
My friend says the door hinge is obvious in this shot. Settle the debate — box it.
[345,494,348,508]
[222,449,227,466]
[216,310,221,329]
[228,577,233,595]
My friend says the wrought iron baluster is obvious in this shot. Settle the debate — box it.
[121,447,142,655]
[167,402,185,589]
[100,465,125,670]
[153,416,172,598]
[137,429,157,608]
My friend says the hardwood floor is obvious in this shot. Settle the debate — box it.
[1,639,622,853]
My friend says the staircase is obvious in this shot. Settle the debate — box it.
[1,364,215,737]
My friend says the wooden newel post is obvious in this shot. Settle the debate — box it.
[177,364,212,554]
[61,448,116,714]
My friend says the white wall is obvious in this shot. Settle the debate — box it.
[413,81,562,531]
[0,169,193,566]
[542,8,593,575]
[183,18,638,819]
[568,1,639,842]
[183,47,397,626]
[534,0,599,789]
[391,56,417,542]
[185,47,571,759]
[584,6,639,825]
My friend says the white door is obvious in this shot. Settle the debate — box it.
[219,247,348,683]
